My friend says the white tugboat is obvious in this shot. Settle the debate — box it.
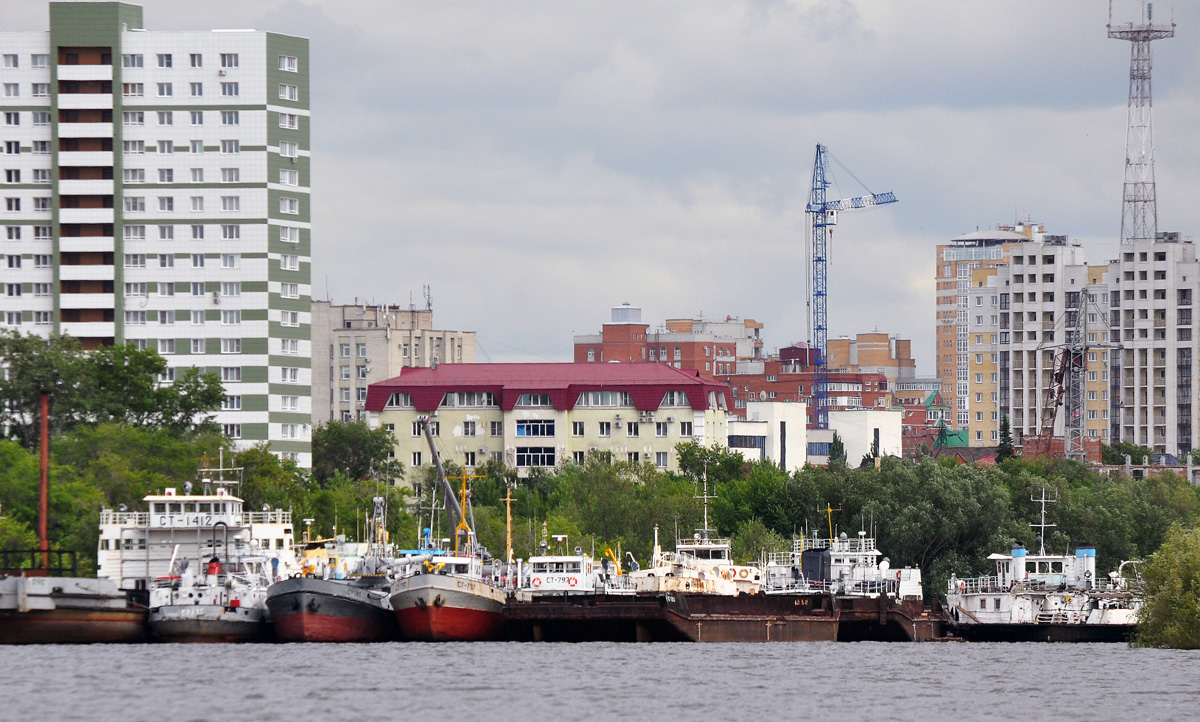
[764,529,923,600]
[148,552,276,643]
[946,490,1141,642]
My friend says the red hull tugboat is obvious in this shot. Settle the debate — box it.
[269,575,398,643]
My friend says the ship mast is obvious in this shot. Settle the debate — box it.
[1030,488,1058,555]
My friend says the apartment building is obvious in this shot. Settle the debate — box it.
[935,222,1041,430]
[311,300,476,424]
[364,363,731,482]
[1107,235,1198,455]
[0,3,312,465]
[573,303,762,375]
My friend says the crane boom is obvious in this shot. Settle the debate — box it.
[419,415,465,533]
[806,143,898,429]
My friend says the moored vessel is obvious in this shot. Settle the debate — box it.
[0,558,148,645]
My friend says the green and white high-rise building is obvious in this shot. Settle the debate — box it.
[0,2,312,466]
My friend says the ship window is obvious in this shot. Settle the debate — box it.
[199,503,211,513]
[714,550,727,560]
[184,503,196,512]
[1051,562,1063,573]
[994,598,1001,609]
[979,599,987,610]
[168,503,182,513]
[566,562,582,573]
[153,503,166,513]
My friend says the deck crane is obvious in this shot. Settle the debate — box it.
[805,143,898,429]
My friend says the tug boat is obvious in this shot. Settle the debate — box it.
[148,553,275,643]
[945,491,1141,643]
[0,571,148,644]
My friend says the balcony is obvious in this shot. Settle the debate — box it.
[59,321,115,338]
[58,179,114,196]
[59,236,114,253]
[58,122,113,139]
[59,292,115,310]
[59,265,114,282]
[57,65,112,82]
[57,151,113,167]
[59,207,114,225]
[57,93,112,110]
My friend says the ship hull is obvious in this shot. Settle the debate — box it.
[948,622,1135,643]
[663,592,841,642]
[149,605,271,643]
[0,608,148,645]
[267,576,396,643]
[390,574,506,642]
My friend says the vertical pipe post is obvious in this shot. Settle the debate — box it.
[39,389,50,570]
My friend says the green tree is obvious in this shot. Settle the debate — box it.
[0,331,89,446]
[996,416,1015,463]
[828,432,847,469]
[1136,525,1200,649]
[311,420,403,486]
[1102,440,1155,466]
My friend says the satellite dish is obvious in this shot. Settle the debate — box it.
[183,481,193,495]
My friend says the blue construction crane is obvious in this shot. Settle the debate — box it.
[805,143,898,429]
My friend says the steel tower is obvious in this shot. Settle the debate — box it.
[1108,3,1174,243]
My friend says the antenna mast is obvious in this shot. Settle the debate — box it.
[1108,1,1175,243]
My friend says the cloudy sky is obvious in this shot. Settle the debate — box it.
[15,1,1200,373]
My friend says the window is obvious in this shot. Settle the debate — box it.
[5,311,22,326]
[157,140,174,155]
[34,311,51,326]
[220,53,239,68]
[221,310,241,325]
[661,390,689,407]
[220,82,239,97]
[31,55,47,68]
[516,420,555,437]
[656,422,668,437]
[190,168,204,183]
[4,170,19,183]
[220,196,240,211]
[220,110,239,125]
[190,53,202,68]
[222,225,241,240]
[1,55,14,68]
[191,224,204,239]
[356,343,368,358]
[279,169,298,186]
[281,254,299,271]
[124,282,147,297]
[31,84,49,98]
[122,83,143,97]
[3,142,17,155]
[656,452,668,468]
[463,421,477,438]
[191,253,205,268]
[158,197,174,212]
[223,424,241,440]
[191,339,205,353]
[598,421,612,437]
[282,339,299,355]
[191,310,205,324]
[281,282,299,299]
[220,140,239,154]
[278,83,298,101]
[278,55,298,72]
[282,311,299,327]
[222,395,242,411]
[34,283,51,296]
[411,452,423,467]
[221,282,241,297]
[157,280,174,294]
[221,366,242,383]
[680,421,693,437]
[33,197,49,211]
[33,226,49,240]
[221,254,239,269]
[124,310,146,325]
[123,111,144,126]
[3,112,17,126]
[124,254,146,268]
[31,141,47,154]
[282,395,299,411]
[278,112,298,130]
[279,226,299,244]
[190,82,203,97]
[122,54,143,68]
[157,339,175,354]
[279,141,298,158]
[5,227,18,240]
[157,111,173,125]
[157,54,172,68]
[191,196,203,212]
[123,140,145,155]
[515,445,558,468]
[571,421,585,436]
[156,83,173,97]
[221,338,241,354]
[282,367,300,383]
[626,422,640,437]
[5,255,18,268]
[159,169,173,183]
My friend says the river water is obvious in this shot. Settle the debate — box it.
[3,642,1196,721]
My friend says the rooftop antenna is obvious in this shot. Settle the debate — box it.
[423,284,433,312]
[1030,487,1058,555]
[694,462,717,542]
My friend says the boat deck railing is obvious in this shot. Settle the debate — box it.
[951,576,1006,594]
[953,575,1133,595]
[100,510,292,526]
[784,536,878,555]
[765,577,901,596]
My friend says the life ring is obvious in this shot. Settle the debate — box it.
[568,577,578,587]
[532,577,542,588]
[724,568,736,580]
[738,569,748,579]
[959,581,965,592]
[1084,570,1092,579]
[894,570,901,581]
